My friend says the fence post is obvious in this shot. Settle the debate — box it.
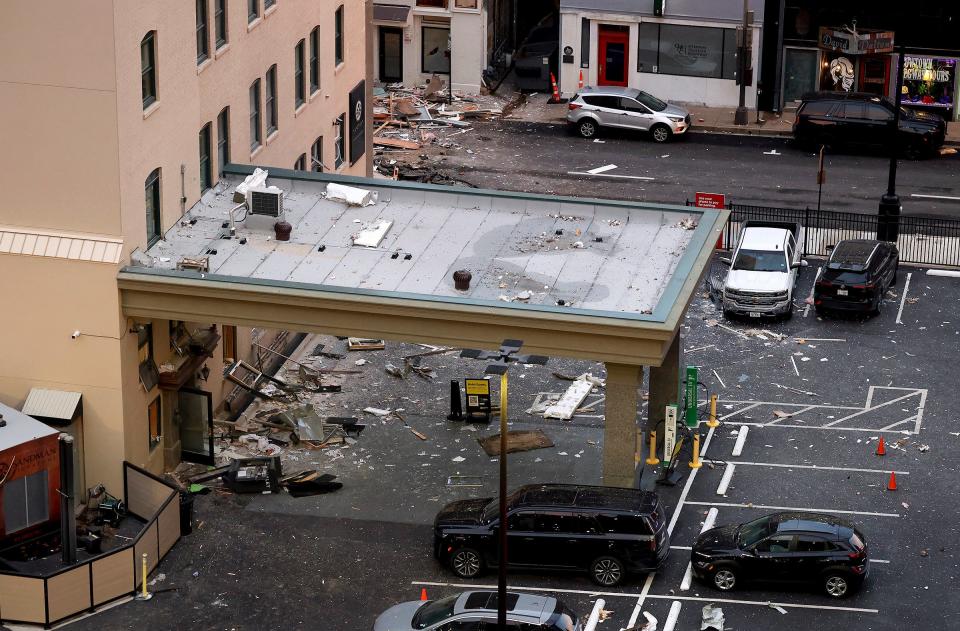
[803,207,810,256]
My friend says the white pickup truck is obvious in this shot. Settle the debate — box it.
[720,220,806,319]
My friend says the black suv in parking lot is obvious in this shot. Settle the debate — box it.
[814,239,899,316]
[691,512,869,598]
[434,484,669,586]
[794,92,945,157]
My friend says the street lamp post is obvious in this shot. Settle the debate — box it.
[460,340,547,629]
[878,47,907,241]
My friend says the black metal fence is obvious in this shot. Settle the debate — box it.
[710,203,960,267]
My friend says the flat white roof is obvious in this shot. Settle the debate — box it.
[137,173,701,317]
[0,401,59,453]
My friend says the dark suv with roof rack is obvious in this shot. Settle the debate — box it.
[794,91,945,158]
[433,484,669,586]
[814,239,899,316]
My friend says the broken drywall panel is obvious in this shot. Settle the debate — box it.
[543,375,596,420]
[352,220,393,247]
[326,182,378,206]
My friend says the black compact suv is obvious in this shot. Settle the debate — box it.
[433,484,670,586]
[691,512,869,598]
[814,239,899,316]
[794,92,945,157]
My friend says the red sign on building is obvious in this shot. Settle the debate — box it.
[694,192,725,209]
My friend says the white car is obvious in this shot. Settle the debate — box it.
[721,221,806,319]
[566,86,691,142]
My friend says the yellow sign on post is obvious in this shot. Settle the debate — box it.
[464,378,492,421]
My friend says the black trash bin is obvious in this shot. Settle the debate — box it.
[179,492,195,535]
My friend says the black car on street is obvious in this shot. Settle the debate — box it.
[433,484,670,586]
[794,92,945,158]
[814,239,899,316]
[691,512,869,598]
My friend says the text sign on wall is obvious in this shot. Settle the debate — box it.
[695,192,725,209]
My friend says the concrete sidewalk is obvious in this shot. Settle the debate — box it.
[505,92,960,145]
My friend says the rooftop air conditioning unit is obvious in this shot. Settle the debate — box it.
[244,186,285,231]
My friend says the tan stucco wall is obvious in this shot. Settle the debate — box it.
[0,1,371,487]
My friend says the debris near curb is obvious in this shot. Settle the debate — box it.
[479,429,554,456]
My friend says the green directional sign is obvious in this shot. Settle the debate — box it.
[685,365,699,428]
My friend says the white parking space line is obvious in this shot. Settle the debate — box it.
[667,426,716,536]
[685,501,899,518]
[731,425,749,456]
[701,459,910,475]
[804,267,821,317]
[586,163,618,174]
[927,269,960,278]
[896,272,913,324]
[871,559,891,564]
[410,581,880,614]
[680,507,719,591]
[723,420,914,434]
[716,464,736,495]
[670,545,692,550]
[910,193,960,201]
[821,390,921,428]
[566,171,655,181]
[627,573,655,629]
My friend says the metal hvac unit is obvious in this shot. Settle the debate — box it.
[244,187,284,231]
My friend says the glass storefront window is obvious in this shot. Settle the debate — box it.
[902,56,955,115]
[637,24,736,80]
[422,26,451,74]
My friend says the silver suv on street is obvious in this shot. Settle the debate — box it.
[566,86,691,142]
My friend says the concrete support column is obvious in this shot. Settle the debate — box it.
[647,331,681,434]
[602,362,643,488]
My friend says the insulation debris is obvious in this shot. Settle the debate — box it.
[326,182,378,206]
[543,374,602,420]
[352,220,394,247]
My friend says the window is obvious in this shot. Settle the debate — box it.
[144,169,162,246]
[311,136,323,171]
[799,100,837,117]
[265,65,277,134]
[196,0,209,64]
[866,103,893,122]
[422,26,450,73]
[215,0,228,48]
[148,396,162,449]
[580,18,590,68]
[249,79,262,149]
[637,23,737,80]
[309,27,320,93]
[334,114,344,169]
[2,471,49,534]
[334,5,344,65]
[199,123,212,192]
[217,107,230,177]
[417,0,447,6]
[138,322,160,391]
[841,102,867,120]
[264,0,275,9]
[582,95,619,108]
[755,534,795,553]
[508,511,537,531]
[222,324,237,362]
[141,32,157,108]
[619,97,647,113]
[796,537,836,553]
[294,153,306,170]
[248,0,259,23]
[295,39,306,107]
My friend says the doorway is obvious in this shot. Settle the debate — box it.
[379,27,403,83]
[178,388,214,465]
[858,56,890,96]
[782,47,819,107]
[598,25,629,87]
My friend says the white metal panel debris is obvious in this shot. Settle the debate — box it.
[326,183,378,206]
[352,220,393,247]
[543,374,598,420]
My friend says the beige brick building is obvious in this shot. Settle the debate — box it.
[0,0,371,496]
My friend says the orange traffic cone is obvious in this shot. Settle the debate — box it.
[549,72,561,103]
[578,70,584,90]
[887,471,897,491]
[420,588,429,601]
[876,436,886,456]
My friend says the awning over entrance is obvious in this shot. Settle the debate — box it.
[373,3,410,24]
[21,388,82,427]
[119,166,725,367]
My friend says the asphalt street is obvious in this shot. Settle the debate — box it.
[61,263,960,631]
[429,122,960,217]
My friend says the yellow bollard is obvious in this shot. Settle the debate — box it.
[136,552,153,601]
[688,433,703,469]
[645,431,660,466]
[707,395,719,428]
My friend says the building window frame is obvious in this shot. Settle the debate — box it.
[295,153,307,170]
[199,122,212,192]
[265,65,278,134]
[145,169,162,246]
[250,78,262,150]
[637,22,737,80]
[264,0,275,10]
[141,31,157,109]
[215,0,228,49]
[334,114,345,169]
[222,325,238,363]
[421,25,451,74]
[196,0,210,64]
[334,5,344,66]
[295,39,306,108]
[311,136,323,171]
[1,471,50,534]
[217,107,230,177]
[248,0,260,23]
[309,26,320,94]
[148,396,162,450]
[416,0,447,7]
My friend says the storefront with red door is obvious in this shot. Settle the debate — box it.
[817,27,896,96]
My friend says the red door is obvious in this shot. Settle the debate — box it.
[598,26,629,87]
